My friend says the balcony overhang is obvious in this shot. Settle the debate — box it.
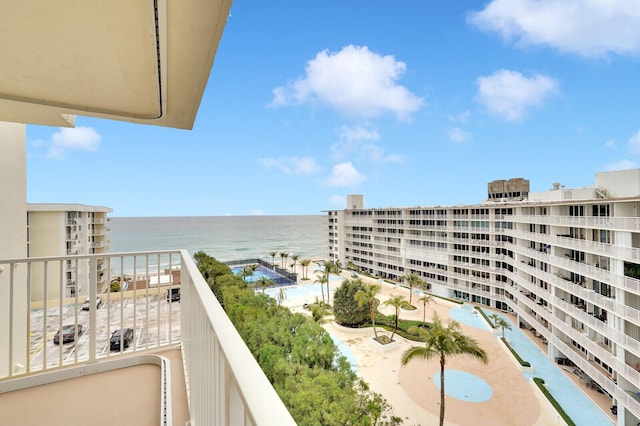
[0,0,232,130]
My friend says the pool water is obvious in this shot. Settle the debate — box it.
[433,370,493,402]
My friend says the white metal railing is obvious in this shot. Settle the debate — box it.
[179,250,296,425]
[0,250,295,426]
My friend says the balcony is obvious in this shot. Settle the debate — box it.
[0,251,295,425]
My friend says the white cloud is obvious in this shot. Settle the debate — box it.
[467,0,640,58]
[331,125,403,163]
[269,45,424,120]
[259,156,321,175]
[47,127,101,159]
[249,209,265,216]
[604,159,638,171]
[326,162,366,187]
[475,69,558,121]
[448,110,470,124]
[329,195,346,206]
[604,139,616,148]
[448,127,471,143]
[629,130,640,155]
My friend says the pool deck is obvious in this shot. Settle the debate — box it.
[283,266,615,425]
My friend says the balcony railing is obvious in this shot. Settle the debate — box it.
[0,250,295,426]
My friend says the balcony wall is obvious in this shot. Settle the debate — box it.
[0,250,295,426]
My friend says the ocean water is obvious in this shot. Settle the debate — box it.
[109,215,326,263]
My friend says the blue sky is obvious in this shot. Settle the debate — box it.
[25,1,640,217]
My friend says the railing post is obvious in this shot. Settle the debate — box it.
[89,257,97,363]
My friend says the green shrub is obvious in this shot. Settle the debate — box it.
[475,307,494,327]
[533,377,576,426]
[333,279,369,326]
[500,337,530,367]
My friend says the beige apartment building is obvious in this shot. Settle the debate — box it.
[327,169,640,423]
[27,204,112,300]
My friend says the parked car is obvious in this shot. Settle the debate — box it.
[110,328,134,351]
[53,324,83,344]
[350,271,358,278]
[81,296,102,311]
[166,287,180,302]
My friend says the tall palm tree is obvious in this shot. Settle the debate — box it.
[281,252,289,269]
[489,313,512,339]
[246,263,258,285]
[418,294,433,325]
[269,251,277,269]
[402,273,425,305]
[322,260,341,304]
[300,259,311,280]
[313,273,328,304]
[402,312,488,426]
[279,251,287,268]
[256,276,273,293]
[383,294,407,340]
[276,286,287,305]
[355,283,381,339]
[290,254,299,273]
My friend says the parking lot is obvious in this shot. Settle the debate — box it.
[28,293,181,370]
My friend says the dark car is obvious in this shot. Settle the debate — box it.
[53,324,83,344]
[110,328,134,351]
[166,287,180,302]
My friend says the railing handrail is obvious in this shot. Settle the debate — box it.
[180,250,296,425]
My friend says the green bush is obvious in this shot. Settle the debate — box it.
[533,378,576,426]
[332,279,370,327]
[500,337,530,367]
[475,307,494,327]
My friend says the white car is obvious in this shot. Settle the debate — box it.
[82,296,102,311]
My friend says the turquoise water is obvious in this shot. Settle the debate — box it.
[433,370,493,402]
[454,311,613,426]
[329,333,359,374]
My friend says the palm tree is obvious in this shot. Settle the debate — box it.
[489,313,512,339]
[383,294,407,340]
[256,276,273,293]
[311,298,330,324]
[300,259,311,280]
[246,263,258,285]
[418,294,433,325]
[313,272,328,304]
[355,283,381,339]
[269,251,277,269]
[290,254,299,273]
[402,273,425,305]
[276,286,287,305]
[322,260,341,304]
[279,251,287,268]
[280,252,289,269]
[402,312,488,426]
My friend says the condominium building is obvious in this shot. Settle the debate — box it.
[27,203,112,300]
[327,169,640,424]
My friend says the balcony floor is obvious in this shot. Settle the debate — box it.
[0,346,188,426]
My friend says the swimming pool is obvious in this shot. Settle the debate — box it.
[490,313,612,426]
[329,333,359,374]
[231,265,296,286]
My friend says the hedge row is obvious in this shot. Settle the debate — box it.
[533,378,576,426]
[500,337,531,367]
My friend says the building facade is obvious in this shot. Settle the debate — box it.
[327,169,640,423]
[27,204,112,300]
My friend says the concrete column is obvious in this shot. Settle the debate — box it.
[0,121,28,377]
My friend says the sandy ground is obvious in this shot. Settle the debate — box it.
[283,264,563,426]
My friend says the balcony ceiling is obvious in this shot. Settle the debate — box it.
[0,0,232,129]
